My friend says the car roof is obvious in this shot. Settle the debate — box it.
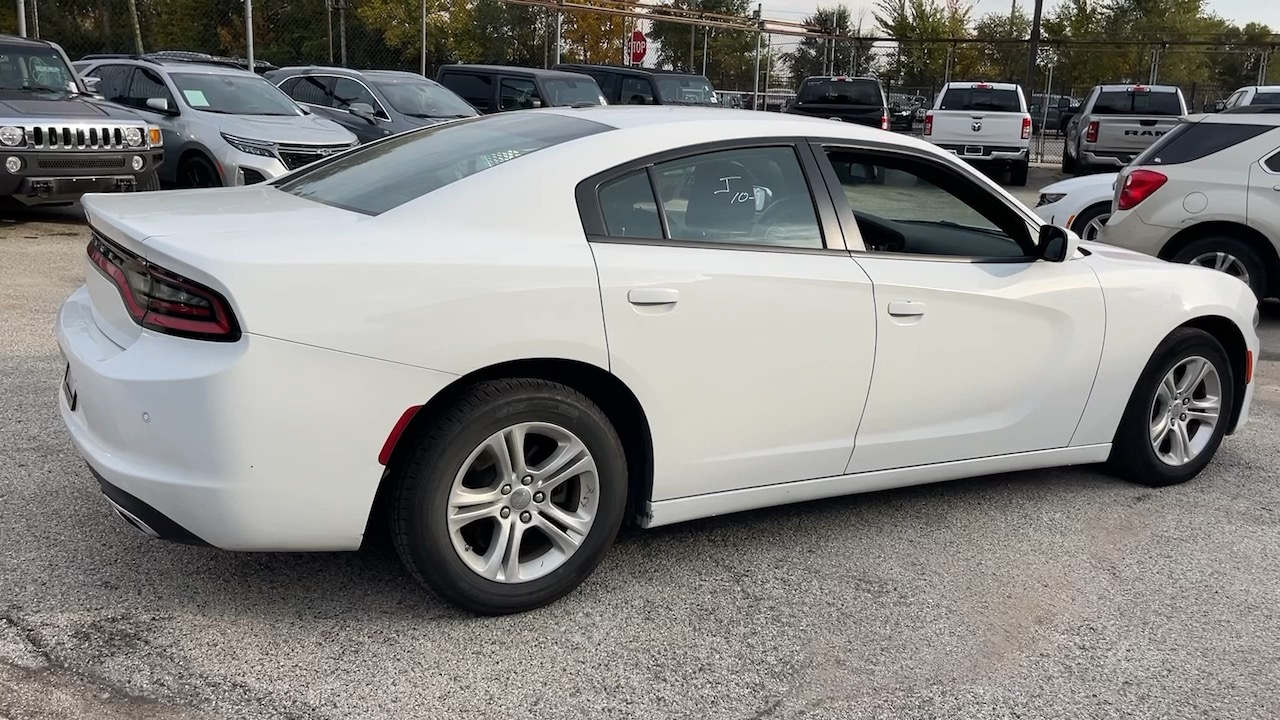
[803,75,879,82]
[0,34,53,49]
[1245,86,1280,93]
[82,56,254,76]
[1097,84,1180,92]
[1204,106,1280,120]
[555,64,706,79]
[439,64,586,79]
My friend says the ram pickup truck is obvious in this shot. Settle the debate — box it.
[0,34,163,207]
[923,81,1032,185]
[1062,84,1186,175]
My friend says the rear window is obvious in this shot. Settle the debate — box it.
[542,77,604,106]
[1093,89,1183,115]
[1132,120,1272,166]
[654,75,717,105]
[275,113,609,215]
[1251,92,1280,105]
[797,78,881,105]
[939,87,1021,112]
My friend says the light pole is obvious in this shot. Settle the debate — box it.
[16,0,25,37]
[1024,0,1043,98]
[245,0,254,70]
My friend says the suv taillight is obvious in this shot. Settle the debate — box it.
[924,111,933,136]
[87,233,240,342]
[1117,169,1167,210]
[1085,120,1099,143]
[1021,116,1032,139]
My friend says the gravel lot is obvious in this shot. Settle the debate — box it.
[3,176,1279,719]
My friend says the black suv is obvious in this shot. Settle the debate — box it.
[436,65,604,114]
[552,64,719,106]
[784,76,888,130]
[0,35,163,206]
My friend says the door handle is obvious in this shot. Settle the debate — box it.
[1272,185,1280,192]
[887,301,926,317]
[628,288,679,306]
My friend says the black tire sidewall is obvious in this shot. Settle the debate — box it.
[397,383,627,614]
[1172,236,1267,299]
[1071,202,1110,239]
[180,156,220,188]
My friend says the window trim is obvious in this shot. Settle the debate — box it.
[809,140,1041,263]
[574,137,849,255]
[1259,146,1280,175]
[282,73,336,110]
[311,73,390,119]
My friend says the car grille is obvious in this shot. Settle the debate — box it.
[37,155,127,170]
[25,125,139,150]
[277,144,351,171]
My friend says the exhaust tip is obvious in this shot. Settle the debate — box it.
[104,494,161,538]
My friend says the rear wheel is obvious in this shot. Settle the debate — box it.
[1171,236,1266,299]
[1108,328,1234,487]
[1061,145,1077,174]
[391,379,628,615]
[1070,202,1111,242]
[1009,159,1029,187]
[178,154,221,188]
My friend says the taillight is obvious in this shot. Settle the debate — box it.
[880,114,888,130]
[87,232,240,342]
[924,111,933,136]
[1085,120,1099,143]
[1117,169,1167,210]
[1021,116,1032,140]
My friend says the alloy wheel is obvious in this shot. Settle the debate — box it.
[1083,213,1110,241]
[1190,251,1251,288]
[1148,356,1222,467]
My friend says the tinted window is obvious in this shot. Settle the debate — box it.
[543,77,603,106]
[170,72,302,115]
[439,72,491,110]
[283,75,332,107]
[796,78,880,105]
[599,170,662,239]
[939,87,1020,112]
[127,67,173,109]
[620,77,654,104]
[1093,89,1182,115]
[373,78,475,118]
[1265,152,1280,173]
[276,113,608,215]
[654,75,717,105]
[499,77,541,111]
[332,77,379,112]
[1132,121,1272,166]
[650,146,823,249]
[1251,92,1280,105]
[86,64,132,103]
[588,71,617,101]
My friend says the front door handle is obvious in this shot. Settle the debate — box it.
[887,301,926,317]
[628,288,680,306]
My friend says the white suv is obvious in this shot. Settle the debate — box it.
[1101,107,1280,299]
[923,81,1032,185]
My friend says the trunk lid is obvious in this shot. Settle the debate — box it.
[1093,116,1181,157]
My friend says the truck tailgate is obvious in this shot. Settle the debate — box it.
[1095,116,1180,155]
[930,110,1025,147]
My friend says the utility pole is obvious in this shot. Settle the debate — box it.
[15,0,25,37]
[244,0,254,70]
[327,1,334,63]
[1023,0,1043,99]
[30,0,37,37]
[702,27,709,76]
[751,4,762,110]
[339,0,348,66]
[553,4,561,65]
[420,0,427,76]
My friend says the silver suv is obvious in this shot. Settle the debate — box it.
[77,57,357,187]
[1101,108,1280,299]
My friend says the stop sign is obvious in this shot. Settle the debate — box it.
[628,29,647,65]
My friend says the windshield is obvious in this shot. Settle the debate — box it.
[373,79,476,118]
[1252,92,1280,105]
[939,87,1021,112]
[0,45,76,92]
[543,78,605,107]
[275,113,609,215]
[170,72,302,115]
[796,78,881,105]
[1093,89,1182,115]
[654,75,717,105]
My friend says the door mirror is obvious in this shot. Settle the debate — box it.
[1038,224,1079,262]
[1209,100,1226,113]
[144,97,172,113]
[80,77,100,93]
[349,102,377,122]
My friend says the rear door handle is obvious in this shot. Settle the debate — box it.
[628,288,679,306]
[888,301,926,317]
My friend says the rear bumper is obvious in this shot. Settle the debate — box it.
[1080,150,1130,168]
[56,284,457,551]
[935,144,1028,163]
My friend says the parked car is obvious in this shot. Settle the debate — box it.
[1034,171,1118,241]
[436,65,605,114]
[1219,85,1280,111]
[59,107,1257,616]
[1029,93,1078,134]
[77,56,357,187]
[923,81,1032,185]
[784,75,888,129]
[0,35,163,206]
[553,64,718,106]
[1103,108,1280,299]
[1062,84,1187,175]
[266,66,476,144]
[79,50,278,75]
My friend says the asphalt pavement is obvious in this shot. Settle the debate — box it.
[2,183,1279,720]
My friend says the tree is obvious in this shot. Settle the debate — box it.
[647,0,763,89]
[560,1,626,64]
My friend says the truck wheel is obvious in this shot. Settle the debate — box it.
[136,171,161,192]
[1009,160,1030,187]
[1061,147,1077,174]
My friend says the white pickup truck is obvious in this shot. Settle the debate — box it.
[923,81,1032,185]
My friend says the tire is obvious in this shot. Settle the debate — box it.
[136,171,160,192]
[1171,236,1267,299]
[1107,327,1235,488]
[1070,202,1111,242]
[178,154,221,188]
[391,378,628,615]
[1009,160,1029,187]
[1061,145,1077,174]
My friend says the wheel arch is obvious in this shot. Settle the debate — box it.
[1159,221,1279,295]
[176,146,222,184]
[1179,314,1249,434]
[368,358,655,536]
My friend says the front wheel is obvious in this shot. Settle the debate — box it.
[1009,160,1029,187]
[1108,328,1235,487]
[178,154,221,188]
[391,379,628,615]
[1071,202,1111,242]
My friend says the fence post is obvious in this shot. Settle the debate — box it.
[15,0,25,37]
[339,0,348,66]
[751,4,762,110]
[244,0,254,70]
[420,0,427,76]
[553,2,561,65]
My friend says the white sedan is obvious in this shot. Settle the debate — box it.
[1034,171,1118,241]
[59,107,1259,615]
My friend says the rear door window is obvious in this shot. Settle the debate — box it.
[1132,121,1273,166]
[620,77,655,104]
[939,87,1020,112]
[797,78,881,105]
[285,75,333,107]
[1250,91,1280,105]
[1093,89,1183,115]
[439,72,491,111]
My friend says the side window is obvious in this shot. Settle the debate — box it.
[598,170,662,239]
[87,64,132,105]
[620,77,655,105]
[590,71,617,102]
[1263,150,1280,173]
[332,77,381,114]
[127,67,174,110]
[821,147,1031,258]
[440,72,491,111]
[1228,90,1247,108]
[284,75,332,107]
[650,146,823,249]
[500,77,541,111]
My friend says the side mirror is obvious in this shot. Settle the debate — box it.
[349,102,377,122]
[81,77,100,93]
[1038,224,1079,262]
[144,97,171,113]
[1211,100,1226,113]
